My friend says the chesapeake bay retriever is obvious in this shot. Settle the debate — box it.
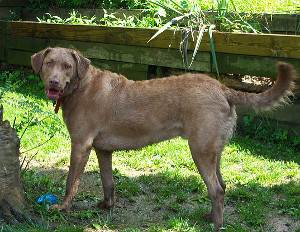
[31,47,295,230]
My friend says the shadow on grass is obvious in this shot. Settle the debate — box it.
[6,164,298,232]
[231,135,300,164]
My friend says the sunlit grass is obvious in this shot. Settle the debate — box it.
[199,0,298,13]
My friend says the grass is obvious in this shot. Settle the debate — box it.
[201,0,299,13]
[0,68,299,231]
[28,0,300,13]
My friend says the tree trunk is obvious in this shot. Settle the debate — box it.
[0,105,28,224]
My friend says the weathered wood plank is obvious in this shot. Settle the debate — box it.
[6,36,211,72]
[6,48,148,80]
[237,102,300,126]
[0,21,6,61]
[6,49,31,66]
[0,23,4,61]
[207,12,300,34]
[261,14,299,34]
[6,21,300,59]
[6,35,300,88]
[6,36,48,51]
[217,53,300,96]
[49,39,211,72]
[217,53,300,78]
[92,59,148,80]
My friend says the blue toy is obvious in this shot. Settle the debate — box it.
[36,193,58,205]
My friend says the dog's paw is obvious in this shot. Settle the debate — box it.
[97,200,113,210]
[50,204,71,212]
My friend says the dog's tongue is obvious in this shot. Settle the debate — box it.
[46,89,60,100]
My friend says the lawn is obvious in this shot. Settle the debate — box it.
[29,0,300,13]
[201,0,299,13]
[0,69,299,232]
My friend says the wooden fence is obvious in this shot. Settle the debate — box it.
[0,20,299,128]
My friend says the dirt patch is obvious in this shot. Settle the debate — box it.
[268,214,300,232]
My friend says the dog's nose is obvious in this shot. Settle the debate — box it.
[49,79,59,87]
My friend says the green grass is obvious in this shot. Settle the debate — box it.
[29,0,300,13]
[0,69,299,231]
[201,0,299,13]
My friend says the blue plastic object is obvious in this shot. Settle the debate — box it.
[36,193,58,205]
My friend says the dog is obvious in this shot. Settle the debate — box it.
[31,47,295,230]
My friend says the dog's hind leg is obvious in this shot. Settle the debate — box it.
[188,130,225,231]
[95,149,115,209]
[216,153,226,192]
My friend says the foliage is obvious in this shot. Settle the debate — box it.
[37,9,165,28]
[27,0,300,13]
[242,114,300,148]
[28,0,146,10]
[37,11,98,25]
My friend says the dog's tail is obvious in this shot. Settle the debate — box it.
[224,62,296,110]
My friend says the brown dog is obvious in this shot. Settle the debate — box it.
[31,47,295,230]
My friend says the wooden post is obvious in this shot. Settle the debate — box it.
[0,105,29,224]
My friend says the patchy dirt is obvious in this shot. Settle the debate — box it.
[267,214,300,232]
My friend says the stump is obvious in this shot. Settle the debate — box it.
[0,105,28,224]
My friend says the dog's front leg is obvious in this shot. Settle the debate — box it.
[52,142,91,211]
[95,149,114,209]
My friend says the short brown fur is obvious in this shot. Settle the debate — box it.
[31,47,296,231]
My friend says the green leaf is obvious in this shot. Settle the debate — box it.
[147,14,188,43]
[208,24,219,76]
[157,7,167,17]
[92,223,101,230]
[229,0,258,33]
[189,24,206,68]
[180,28,190,70]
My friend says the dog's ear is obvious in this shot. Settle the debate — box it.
[71,50,90,79]
[31,48,52,74]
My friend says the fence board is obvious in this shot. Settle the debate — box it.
[92,59,148,80]
[6,36,48,51]
[6,36,211,72]
[217,53,300,78]
[6,49,31,66]
[49,39,211,72]
[237,102,300,125]
[6,35,300,88]
[262,14,299,34]
[6,48,148,80]
[217,53,300,96]
[0,21,6,61]
[6,21,300,59]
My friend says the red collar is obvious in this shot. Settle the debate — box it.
[54,97,62,114]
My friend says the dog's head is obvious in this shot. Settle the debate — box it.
[31,47,90,100]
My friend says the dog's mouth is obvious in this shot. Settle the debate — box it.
[46,88,63,100]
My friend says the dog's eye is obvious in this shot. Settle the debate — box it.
[63,63,72,69]
[46,60,53,66]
